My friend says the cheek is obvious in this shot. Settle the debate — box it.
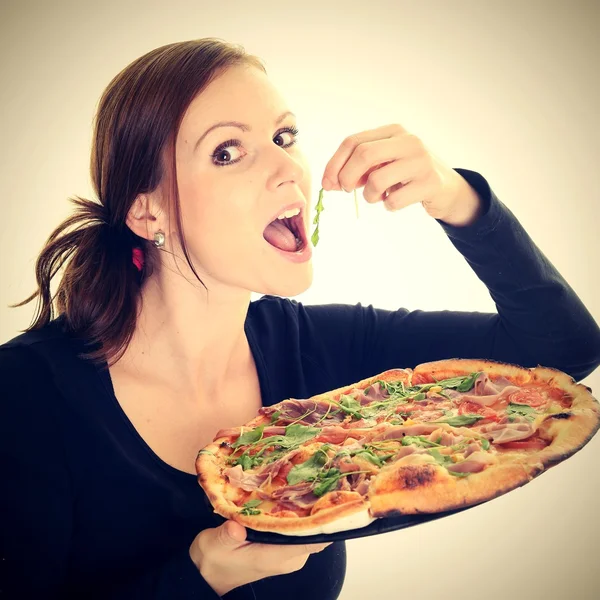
[180,201,259,265]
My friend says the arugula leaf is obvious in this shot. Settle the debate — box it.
[401,435,443,448]
[197,450,215,457]
[311,188,325,246]
[232,425,265,449]
[353,449,385,468]
[506,402,537,421]
[287,447,329,485]
[377,380,407,397]
[252,423,321,451]
[332,395,364,420]
[313,468,342,497]
[481,438,490,451]
[233,452,255,470]
[432,414,484,427]
[231,423,320,469]
[312,467,373,497]
[239,499,262,515]
[270,410,282,424]
[340,395,362,412]
[456,372,482,392]
[413,372,481,393]
[427,448,454,467]
[446,469,471,478]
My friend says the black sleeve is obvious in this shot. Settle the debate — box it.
[0,346,222,600]
[87,549,224,600]
[296,169,600,385]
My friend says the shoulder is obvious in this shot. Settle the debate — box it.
[0,315,73,379]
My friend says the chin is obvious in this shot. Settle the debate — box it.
[257,262,313,298]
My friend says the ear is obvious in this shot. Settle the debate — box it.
[126,193,163,241]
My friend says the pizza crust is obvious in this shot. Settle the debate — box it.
[367,445,543,515]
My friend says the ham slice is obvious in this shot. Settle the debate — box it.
[271,486,319,509]
[259,448,303,478]
[460,385,521,408]
[348,471,368,491]
[355,478,371,496]
[259,399,345,426]
[459,373,521,407]
[271,481,315,499]
[476,421,536,444]
[427,429,464,446]
[372,423,442,440]
[366,381,390,399]
[447,451,495,473]
[314,426,353,444]
[224,465,271,491]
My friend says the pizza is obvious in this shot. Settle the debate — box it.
[195,358,600,536]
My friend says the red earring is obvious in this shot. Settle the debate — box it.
[132,247,144,271]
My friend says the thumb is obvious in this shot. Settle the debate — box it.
[217,520,247,546]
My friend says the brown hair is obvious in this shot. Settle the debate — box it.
[11,38,266,367]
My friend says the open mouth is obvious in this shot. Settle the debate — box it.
[263,212,307,253]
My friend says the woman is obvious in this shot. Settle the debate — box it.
[1,38,599,599]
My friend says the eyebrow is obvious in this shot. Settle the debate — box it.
[194,111,295,151]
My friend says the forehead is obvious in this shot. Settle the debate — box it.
[179,65,288,140]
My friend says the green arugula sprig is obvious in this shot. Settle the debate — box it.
[229,423,321,470]
[311,187,360,247]
[506,402,538,421]
[431,414,484,427]
[285,445,375,497]
[311,188,325,246]
[239,499,263,515]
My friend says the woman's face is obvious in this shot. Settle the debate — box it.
[172,64,313,297]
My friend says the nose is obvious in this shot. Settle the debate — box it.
[265,142,306,191]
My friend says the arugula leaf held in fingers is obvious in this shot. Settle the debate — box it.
[311,188,325,246]
[311,186,360,247]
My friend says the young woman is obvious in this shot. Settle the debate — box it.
[1,38,599,599]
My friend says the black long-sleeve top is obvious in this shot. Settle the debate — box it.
[1,169,599,599]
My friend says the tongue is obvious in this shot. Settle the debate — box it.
[263,219,298,252]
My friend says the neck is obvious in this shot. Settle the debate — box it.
[117,268,253,398]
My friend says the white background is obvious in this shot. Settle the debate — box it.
[1,1,598,598]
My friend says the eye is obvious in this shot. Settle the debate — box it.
[273,126,300,148]
[210,126,300,167]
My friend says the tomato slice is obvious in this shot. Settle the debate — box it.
[411,373,433,385]
[499,437,548,451]
[507,388,547,408]
[457,400,501,424]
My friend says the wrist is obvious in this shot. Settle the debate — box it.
[441,178,483,227]
[189,539,225,596]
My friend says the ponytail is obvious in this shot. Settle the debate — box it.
[11,196,148,367]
